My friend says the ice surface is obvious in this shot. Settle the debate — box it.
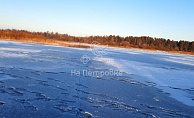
[0,40,194,118]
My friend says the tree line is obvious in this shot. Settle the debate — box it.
[0,29,194,52]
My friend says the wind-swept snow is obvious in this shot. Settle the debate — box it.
[99,47,194,106]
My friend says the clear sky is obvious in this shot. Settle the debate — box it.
[0,0,194,41]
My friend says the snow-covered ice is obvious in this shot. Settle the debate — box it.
[103,47,194,106]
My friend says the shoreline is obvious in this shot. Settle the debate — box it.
[1,38,194,55]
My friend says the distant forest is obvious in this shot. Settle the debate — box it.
[0,29,194,52]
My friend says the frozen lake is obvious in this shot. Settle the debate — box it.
[0,40,194,118]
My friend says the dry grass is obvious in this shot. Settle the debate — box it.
[1,38,194,55]
[1,38,90,48]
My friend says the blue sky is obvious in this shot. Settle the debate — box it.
[0,0,194,41]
